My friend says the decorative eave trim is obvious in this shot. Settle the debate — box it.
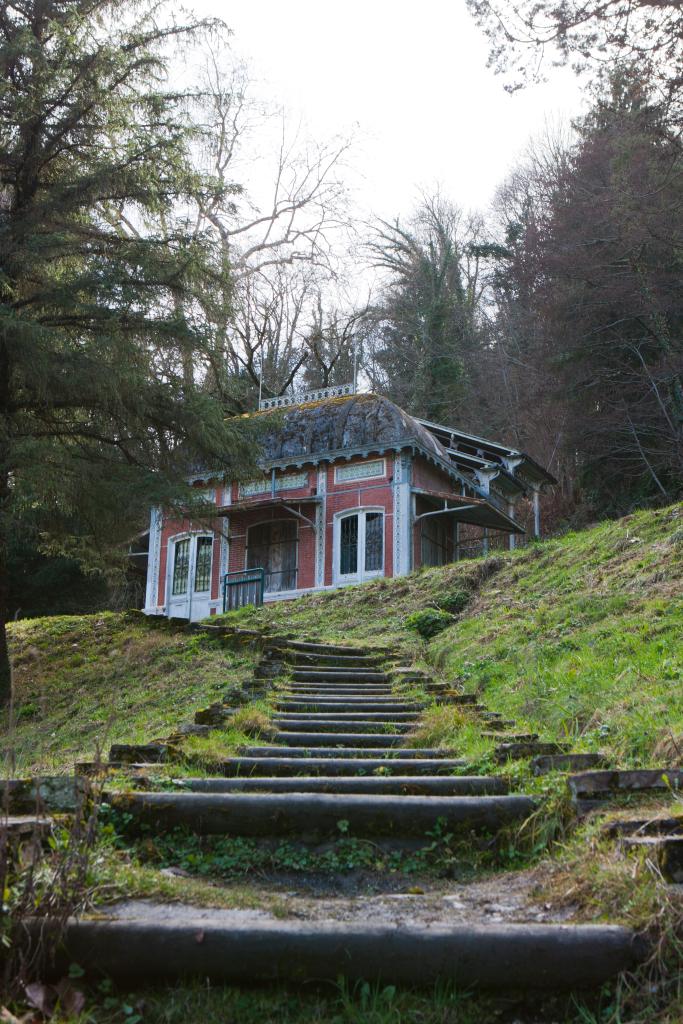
[186,436,493,504]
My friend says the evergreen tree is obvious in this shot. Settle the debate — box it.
[0,0,256,700]
[365,196,485,425]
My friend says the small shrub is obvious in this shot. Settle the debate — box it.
[405,608,454,639]
[229,706,275,739]
[439,587,470,615]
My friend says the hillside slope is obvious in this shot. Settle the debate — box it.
[4,502,682,775]
[219,501,683,767]
[3,613,253,774]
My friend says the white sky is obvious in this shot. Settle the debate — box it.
[193,0,585,221]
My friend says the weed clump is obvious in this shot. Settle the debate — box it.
[405,606,454,638]
[405,609,454,639]
[438,587,471,616]
[230,705,275,740]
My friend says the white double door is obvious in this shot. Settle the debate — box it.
[334,509,385,584]
[167,534,214,621]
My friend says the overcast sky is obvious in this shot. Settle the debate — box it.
[193,0,585,221]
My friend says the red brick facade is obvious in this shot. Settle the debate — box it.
[148,450,488,618]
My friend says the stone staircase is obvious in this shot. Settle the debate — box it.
[13,634,647,993]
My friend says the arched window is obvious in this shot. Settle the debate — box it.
[335,509,384,583]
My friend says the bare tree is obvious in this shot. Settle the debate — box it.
[106,34,356,403]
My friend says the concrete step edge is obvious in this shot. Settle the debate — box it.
[107,791,537,837]
[28,915,645,989]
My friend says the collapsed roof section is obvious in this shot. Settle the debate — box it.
[415,416,556,507]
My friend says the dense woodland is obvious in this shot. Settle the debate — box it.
[0,0,681,691]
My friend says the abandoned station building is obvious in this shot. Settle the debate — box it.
[143,386,554,620]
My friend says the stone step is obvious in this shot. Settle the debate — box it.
[481,732,538,742]
[195,706,231,726]
[479,720,518,732]
[282,653,385,668]
[277,692,416,700]
[76,761,162,776]
[29,909,644,989]
[270,640,390,657]
[276,701,422,713]
[222,757,467,776]
[272,720,413,734]
[239,746,458,759]
[0,776,88,813]
[107,791,536,838]
[603,815,683,838]
[1,814,54,840]
[109,744,169,764]
[290,665,391,675]
[274,711,420,722]
[291,670,390,683]
[620,835,683,882]
[280,679,394,688]
[568,768,683,799]
[271,731,411,747]
[172,775,510,796]
[494,742,569,764]
[279,687,395,696]
[532,753,606,776]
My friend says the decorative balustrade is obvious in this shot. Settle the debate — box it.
[259,382,355,411]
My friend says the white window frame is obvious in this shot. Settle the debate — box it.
[333,507,385,585]
[166,531,215,617]
[334,458,386,485]
[239,471,309,499]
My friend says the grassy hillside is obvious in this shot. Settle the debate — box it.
[3,612,253,775]
[3,503,683,1023]
[218,502,683,767]
[5,502,682,777]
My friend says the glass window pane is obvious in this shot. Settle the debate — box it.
[172,539,190,595]
[247,520,298,592]
[194,537,213,592]
[364,512,383,572]
[340,515,359,575]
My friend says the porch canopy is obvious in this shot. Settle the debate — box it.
[215,495,321,528]
[412,493,525,534]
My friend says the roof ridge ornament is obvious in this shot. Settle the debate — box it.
[259,382,356,412]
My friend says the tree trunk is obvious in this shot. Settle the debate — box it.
[0,554,10,706]
[0,334,11,704]
[0,475,10,703]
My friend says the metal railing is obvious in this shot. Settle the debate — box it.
[222,568,265,611]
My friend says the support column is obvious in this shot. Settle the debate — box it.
[315,467,327,588]
[144,506,162,614]
[508,502,516,551]
[532,486,541,539]
[393,453,412,576]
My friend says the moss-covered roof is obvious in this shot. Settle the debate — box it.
[253,393,450,466]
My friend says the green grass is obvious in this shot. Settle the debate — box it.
[4,611,254,775]
[211,502,683,768]
[6,503,682,777]
[428,504,683,766]
[4,507,683,1022]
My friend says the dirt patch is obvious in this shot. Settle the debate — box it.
[97,868,579,929]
